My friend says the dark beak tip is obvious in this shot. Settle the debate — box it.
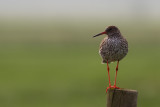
[92,31,106,38]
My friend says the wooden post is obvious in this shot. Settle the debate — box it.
[107,89,138,107]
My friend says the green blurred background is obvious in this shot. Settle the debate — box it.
[0,0,160,107]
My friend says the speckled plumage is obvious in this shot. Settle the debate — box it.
[95,26,128,63]
[99,34,128,63]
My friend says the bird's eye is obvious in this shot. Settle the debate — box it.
[108,28,112,31]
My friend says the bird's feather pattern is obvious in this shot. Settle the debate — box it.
[99,34,128,63]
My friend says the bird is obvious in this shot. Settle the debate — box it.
[93,26,128,92]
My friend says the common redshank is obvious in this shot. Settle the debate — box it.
[93,26,128,92]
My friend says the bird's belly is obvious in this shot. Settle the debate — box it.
[99,44,128,63]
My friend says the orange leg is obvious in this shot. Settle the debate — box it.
[107,60,111,87]
[113,61,120,89]
[106,60,120,93]
[106,60,111,92]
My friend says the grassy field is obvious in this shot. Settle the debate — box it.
[0,19,160,107]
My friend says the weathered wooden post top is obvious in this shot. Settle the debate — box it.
[107,89,138,107]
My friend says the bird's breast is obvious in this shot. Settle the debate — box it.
[99,37,128,63]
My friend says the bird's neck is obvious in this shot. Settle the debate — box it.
[108,33,121,38]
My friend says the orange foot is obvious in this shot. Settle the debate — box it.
[106,85,120,93]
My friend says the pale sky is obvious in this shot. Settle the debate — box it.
[0,0,159,19]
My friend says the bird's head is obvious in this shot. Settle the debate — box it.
[93,26,120,38]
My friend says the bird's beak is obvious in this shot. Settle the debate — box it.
[93,31,106,38]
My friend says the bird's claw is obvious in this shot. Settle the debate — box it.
[106,85,120,93]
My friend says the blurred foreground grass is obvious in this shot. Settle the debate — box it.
[0,19,160,107]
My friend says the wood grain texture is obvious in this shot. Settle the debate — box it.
[107,89,138,107]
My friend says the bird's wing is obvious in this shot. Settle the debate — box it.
[99,37,108,49]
